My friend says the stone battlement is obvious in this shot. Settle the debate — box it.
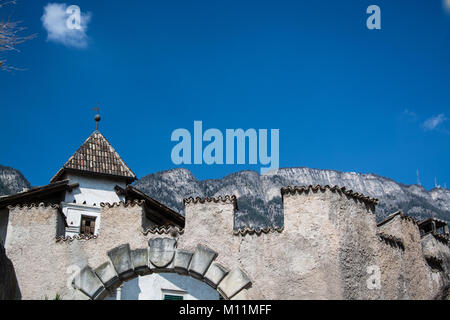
[1,184,449,300]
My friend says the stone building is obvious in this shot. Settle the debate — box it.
[0,124,449,300]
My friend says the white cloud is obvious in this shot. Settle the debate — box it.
[41,3,91,48]
[423,114,447,131]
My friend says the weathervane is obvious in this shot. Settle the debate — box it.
[94,103,101,130]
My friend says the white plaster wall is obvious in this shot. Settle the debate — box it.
[105,273,220,300]
[61,203,101,237]
[64,174,126,206]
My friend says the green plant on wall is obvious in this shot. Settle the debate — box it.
[44,293,61,300]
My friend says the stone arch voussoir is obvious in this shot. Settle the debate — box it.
[72,238,252,300]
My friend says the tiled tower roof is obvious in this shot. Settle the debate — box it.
[50,131,136,183]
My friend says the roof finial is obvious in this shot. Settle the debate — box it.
[93,103,101,131]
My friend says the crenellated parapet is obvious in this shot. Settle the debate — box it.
[180,185,378,242]
[281,184,377,233]
[184,195,237,209]
[142,226,184,236]
[100,200,145,208]
[2,182,449,300]
[95,200,146,249]
[7,203,60,210]
[281,184,379,298]
[375,211,450,299]
[179,195,240,269]
[233,226,284,236]
[376,211,421,243]
[376,232,405,251]
[281,185,379,206]
[6,202,64,243]
[55,234,98,242]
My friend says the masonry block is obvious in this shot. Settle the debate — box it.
[107,244,134,280]
[72,266,106,300]
[71,289,91,300]
[204,262,229,289]
[230,289,249,300]
[94,261,119,288]
[148,238,177,270]
[217,268,251,299]
[173,249,193,275]
[131,248,150,276]
[188,244,218,279]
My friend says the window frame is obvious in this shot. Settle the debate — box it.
[161,288,187,301]
[80,215,97,236]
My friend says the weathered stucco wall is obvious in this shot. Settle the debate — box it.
[420,233,450,299]
[178,197,240,270]
[236,187,380,300]
[5,204,66,299]
[3,186,449,300]
[4,202,149,299]
[376,214,447,299]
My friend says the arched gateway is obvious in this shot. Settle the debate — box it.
[72,237,252,300]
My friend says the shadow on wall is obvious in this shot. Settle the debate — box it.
[119,277,141,300]
[115,273,220,300]
[0,244,21,300]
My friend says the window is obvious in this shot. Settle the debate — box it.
[80,216,96,235]
[161,289,186,300]
[163,294,184,300]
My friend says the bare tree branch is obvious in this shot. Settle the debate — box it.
[0,0,36,72]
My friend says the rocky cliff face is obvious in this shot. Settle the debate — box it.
[134,167,450,228]
[0,165,30,196]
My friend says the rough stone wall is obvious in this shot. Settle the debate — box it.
[178,197,240,270]
[4,202,150,299]
[420,233,450,299]
[270,188,379,299]
[251,188,348,299]
[376,215,445,299]
[3,187,449,300]
[333,196,379,300]
[4,204,67,299]
[80,202,148,268]
[375,239,405,299]
[179,188,380,299]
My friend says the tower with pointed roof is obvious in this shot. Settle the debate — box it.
[50,130,136,185]
[51,128,137,236]
[51,130,136,203]
[0,112,183,239]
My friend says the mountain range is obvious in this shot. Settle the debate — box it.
[0,165,30,197]
[134,167,450,228]
[1,165,449,228]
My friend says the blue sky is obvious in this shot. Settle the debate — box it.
[0,0,449,190]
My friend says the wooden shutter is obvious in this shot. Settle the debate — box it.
[90,220,95,235]
[81,218,87,234]
[81,216,96,236]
